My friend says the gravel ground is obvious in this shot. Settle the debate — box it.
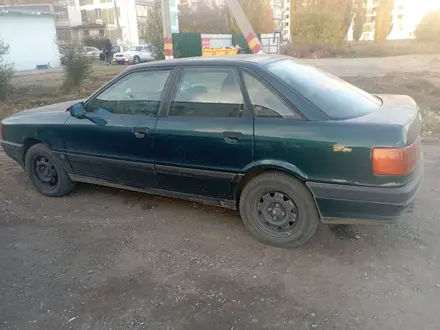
[1,142,440,330]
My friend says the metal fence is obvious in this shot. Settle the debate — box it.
[260,32,281,55]
[172,32,281,58]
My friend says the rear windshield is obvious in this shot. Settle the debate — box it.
[266,60,382,119]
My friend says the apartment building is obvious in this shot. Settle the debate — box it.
[270,0,283,31]
[53,0,179,45]
[183,0,223,7]
[361,0,440,40]
[281,0,290,41]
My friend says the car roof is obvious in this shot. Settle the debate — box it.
[125,54,290,71]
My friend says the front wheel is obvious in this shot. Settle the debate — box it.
[133,56,140,64]
[25,143,76,197]
[239,172,320,248]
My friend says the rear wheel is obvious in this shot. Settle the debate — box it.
[239,171,320,248]
[25,144,75,197]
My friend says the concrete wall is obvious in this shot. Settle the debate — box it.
[0,14,60,71]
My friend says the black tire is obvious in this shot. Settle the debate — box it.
[133,56,140,64]
[24,143,75,197]
[239,171,320,248]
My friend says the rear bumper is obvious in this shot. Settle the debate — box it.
[307,166,423,225]
[0,140,23,166]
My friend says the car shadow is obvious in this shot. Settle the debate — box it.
[70,182,418,261]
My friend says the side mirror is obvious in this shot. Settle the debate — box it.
[68,102,107,126]
[69,102,86,119]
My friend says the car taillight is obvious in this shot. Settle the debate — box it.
[372,138,421,176]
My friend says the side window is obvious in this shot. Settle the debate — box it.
[243,72,300,119]
[170,67,245,118]
[142,46,151,52]
[86,70,171,116]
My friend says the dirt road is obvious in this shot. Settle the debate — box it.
[303,54,440,76]
[2,55,440,329]
[1,143,440,330]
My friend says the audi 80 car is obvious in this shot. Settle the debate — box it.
[0,55,423,247]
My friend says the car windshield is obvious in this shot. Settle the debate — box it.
[266,59,382,120]
[86,47,99,52]
[128,46,143,51]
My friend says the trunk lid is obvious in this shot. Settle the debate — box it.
[348,94,422,146]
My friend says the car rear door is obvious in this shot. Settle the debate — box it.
[140,46,153,62]
[153,66,254,200]
[63,68,175,188]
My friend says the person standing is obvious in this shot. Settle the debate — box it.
[104,39,113,65]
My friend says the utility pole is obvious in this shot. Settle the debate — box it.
[161,0,174,59]
[112,0,122,44]
[224,0,264,54]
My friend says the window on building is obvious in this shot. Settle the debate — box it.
[80,0,94,5]
[55,7,67,20]
[99,29,105,37]
[83,30,90,36]
[136,4,150,17]
[100,8,116,24]
[80,9,87,23]
[87,9,97,22]
[100,0,112,3]
[138,23,146,38]
[56,28,71,41]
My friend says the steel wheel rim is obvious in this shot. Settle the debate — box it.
[34,156,58,187]
[255,191,299,237]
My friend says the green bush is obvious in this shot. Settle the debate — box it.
[415,9,440,42]
[144,0,164,60]
[83,36,107,50]
[59,41,92,93]
[0,39,13,101]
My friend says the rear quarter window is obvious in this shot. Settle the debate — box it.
[266,60,382,120]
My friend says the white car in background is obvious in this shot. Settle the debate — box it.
[84,46,101,60]
[113,45,154,65]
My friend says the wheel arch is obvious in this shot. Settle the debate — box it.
[232,160,308,206]
[22,138,44,165]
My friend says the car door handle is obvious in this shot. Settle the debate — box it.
[223,131,242,143]
[133,127,149,138]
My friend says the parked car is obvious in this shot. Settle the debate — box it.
[0,55,423,248]
[99,45,127,62]
[59,46,100,65]
[84,46,101,60]
[113,45,154,64]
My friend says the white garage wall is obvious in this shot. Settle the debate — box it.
[0,13,60,71]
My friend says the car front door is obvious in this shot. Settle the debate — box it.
[63,68,175,188]
[153,66,254,200]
